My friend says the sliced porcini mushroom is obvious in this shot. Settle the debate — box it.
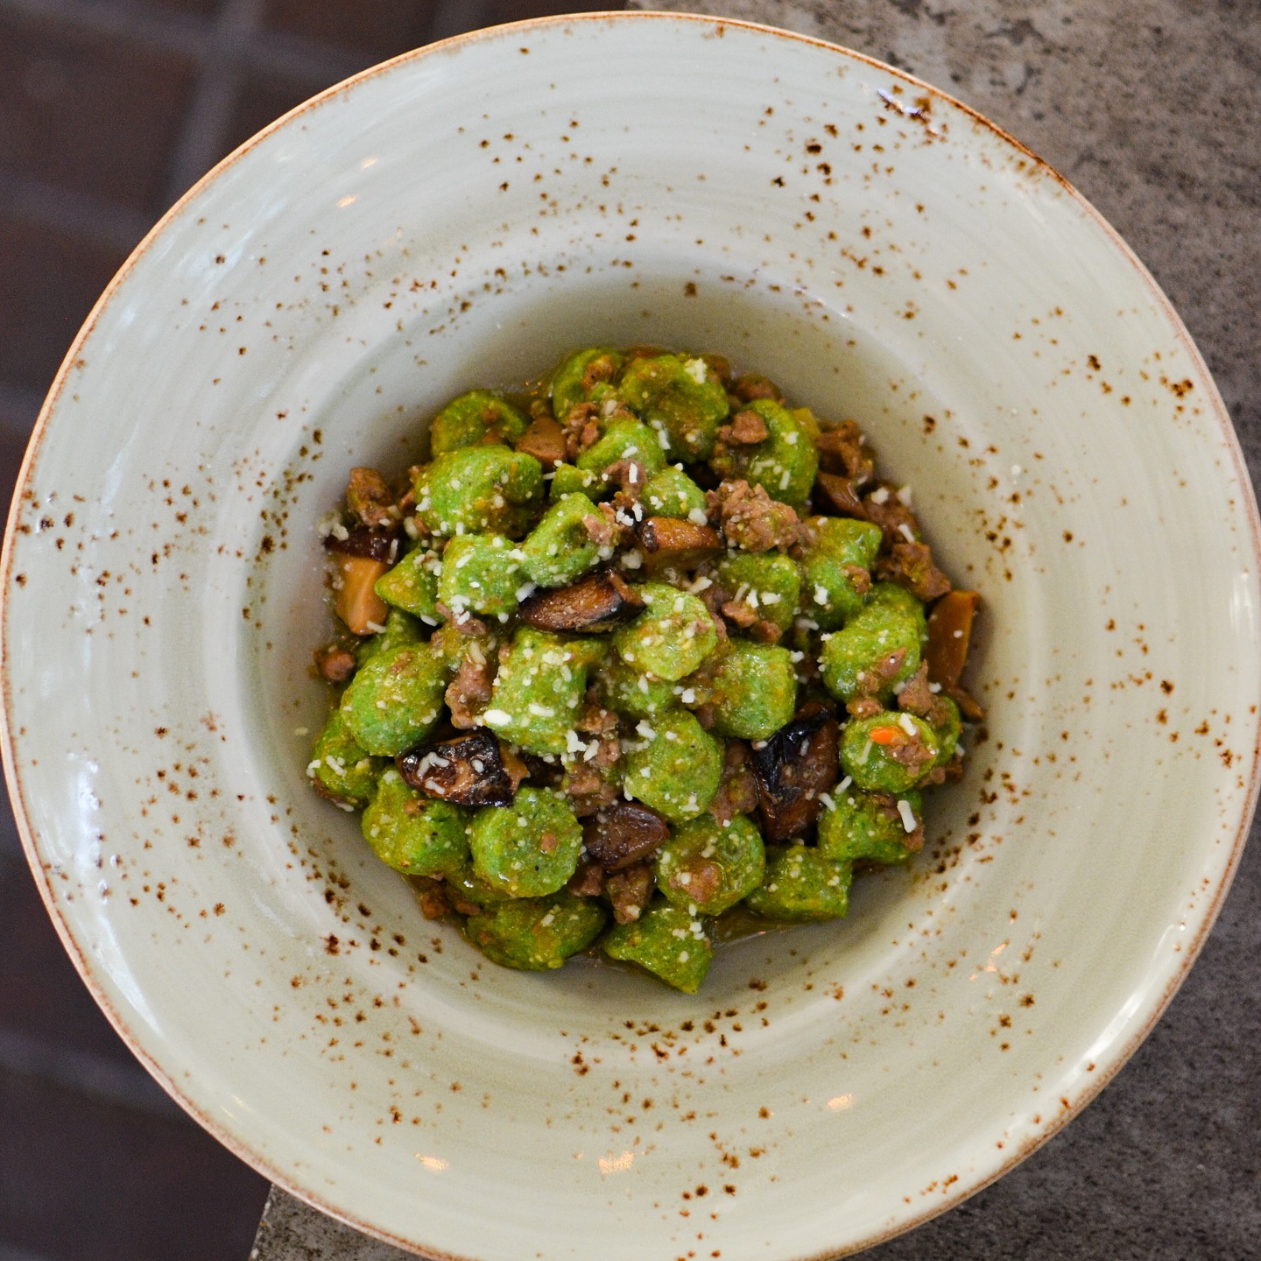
[515,413,567,469]
[812,471,868,520]
[323,526,397,562]
[519,569,645,633]
[397,730,516,807]
[331,554,390,635]
[582,800,670,871]
[924,590,979,689]
[749,701,841,842]
[637,516,723,573]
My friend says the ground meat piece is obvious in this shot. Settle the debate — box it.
[731,373,785,404]
[414,878,455,920]
[845,564,873,598]
[562,764,621,817]
[500,745,530,792]
[861,486,921,549]
[708,740,760,824]
[607,864,655,925]
[575,703,620,736]
[875,540,951,603]
[845,697,883,719]
[896,662,952,727]
[883,727,939,781]
[444,652,495,729]
[314,644,357,683]
[747,618,784,644]
[567,858,606,898]
[603,459,649,498]
[720,598,759,629]
[707,479,801,553]
[345,467,397,529]
[561,402,603,460]
[665,857,723,906]
[814,421,873,486]
[582,503,625,549]
[591,733,621,770]
[718,409,771,446]
[852,647,909,699]
[434,600,488,636]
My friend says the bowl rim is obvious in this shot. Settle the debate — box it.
[3,10,1258,1258]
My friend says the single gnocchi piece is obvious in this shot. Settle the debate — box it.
[469,786,584,898]
[519,493,604,588]
[840,711,941,794]
[655,814,766,916]
[438,533,523,618]
[704,640,799,740]
[613,581,719,682]
[576,417,668,479]
[361,768,470,877]
[621,708,723,823]
[799,516,883,631]
[618,353,730,460]
[817,786,922,865]
[819,582,925,703]
[428,389,529,456]
[640,465,708,519]
[602,898,714,993]
[308,708,384,804]
[711,398,818,508]
[550,345,624,421]
[413,444,543,537]
[465,891,608,970]
[339,643,448,756]
[745,844,853,922]
[373,545,443,624]
[481,626,603,757]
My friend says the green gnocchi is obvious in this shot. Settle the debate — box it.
[309,346,981,992]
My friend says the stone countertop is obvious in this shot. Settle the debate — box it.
[252,2,1261,1257]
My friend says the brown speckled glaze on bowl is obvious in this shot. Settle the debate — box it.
[2,13,1258,1261]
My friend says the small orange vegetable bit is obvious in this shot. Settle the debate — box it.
[868,725,904,746]
[333,554,390,635]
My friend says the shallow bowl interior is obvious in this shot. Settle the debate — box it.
[3,13,1258,1261]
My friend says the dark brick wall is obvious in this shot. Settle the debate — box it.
[0,3,619,1257]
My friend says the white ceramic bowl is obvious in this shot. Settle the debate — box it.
[3,13,1258,1260]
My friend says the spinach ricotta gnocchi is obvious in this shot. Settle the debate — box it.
[308,346,981,992]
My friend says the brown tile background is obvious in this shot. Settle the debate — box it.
[0,3,619,1258]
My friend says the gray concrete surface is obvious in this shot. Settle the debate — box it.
[255,1,1261,1256]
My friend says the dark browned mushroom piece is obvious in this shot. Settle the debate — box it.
[924,590,979,690]
[582,801,670,871]
[515,413,567,469]
[749,702,841,842]
[637,516,723,574]
[812,471,868,520]
[519,569,645,633]
[397,730,517,807]
[323,526,397,561]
